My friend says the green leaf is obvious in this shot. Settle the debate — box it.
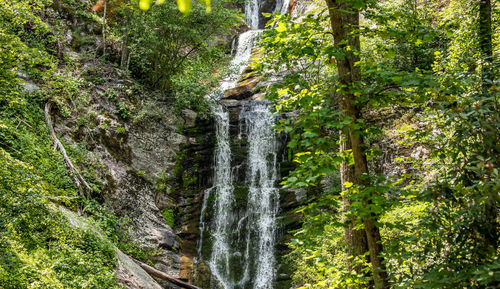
[177,0,192,15]
[296,182,308,187]
[139,0,153,10]
[302,47,315,56]
[276,22,287,33]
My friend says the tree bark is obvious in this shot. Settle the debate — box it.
[102,0,107,57]
[132,259,201,289]
[120,31,129,69]
[120,10,131,69]
[340,132,370,276]
[120,28,129,69]
[325,0,387,288]
[44,103,91,200]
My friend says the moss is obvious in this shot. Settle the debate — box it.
[194,260,211,288]
[162,207,175,228]
[182,172,198,188]
[154,171,169,193]
[199,229,214,260]
[233,184,249,209]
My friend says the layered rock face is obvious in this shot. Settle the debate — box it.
[52,63,200,285]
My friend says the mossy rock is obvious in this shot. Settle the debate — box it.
[194,260,211,287]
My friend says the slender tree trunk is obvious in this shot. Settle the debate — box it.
[341,133,370,277]
[325,1,387,287]
[411,0,418,68]
[102,0,107,57]
[44,103,91,200]
[132,259,201,289]
[364,216,386,288]
[120,11,130,69]
[120,28,129,69]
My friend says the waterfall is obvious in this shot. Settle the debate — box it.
[205,30,260,289]
[245,0,260,30]
[209,104,236,289]
[198,0,289,288]
[240,102,279,289]
[219,30,262,93]
[275,0,290,15]
[207,102,279,289]
[246,0,291,29]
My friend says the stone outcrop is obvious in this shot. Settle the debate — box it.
[116,250,164,289]
[129,114,187,178]
[52,61,196,280]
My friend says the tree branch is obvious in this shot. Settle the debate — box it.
[44,102,92,199]
[132,258,201,289]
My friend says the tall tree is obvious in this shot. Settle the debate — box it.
[93,0,108,56]
[324,0,387,287]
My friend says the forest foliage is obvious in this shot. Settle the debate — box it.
[0,0,239,287]
[257,0,499,288]
[0,0,498,288]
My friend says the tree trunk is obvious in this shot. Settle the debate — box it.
[132,258,201,289]
[325,0,387,287]
[341,133,370,277]
[102,0,107,57]
[44,103,91,200]
[120,28,129,69]
[120,11,130,69]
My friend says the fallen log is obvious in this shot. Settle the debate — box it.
[44,102,91,199]
[132,258,201,289]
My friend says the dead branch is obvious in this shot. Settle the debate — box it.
[132,258,201,289]
[44,102,91,199]
[15,115,33,129]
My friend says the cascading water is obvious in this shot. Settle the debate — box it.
[209,104,236,289]
[198,1,288,288]
[240,103,279,289]
[206,102,280,289]
[246,0,291,29]
[275,0,291,15]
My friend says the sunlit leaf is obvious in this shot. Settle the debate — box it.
[203,0,212,13]
[276,22,287,33]
[177,0,192,15]
[139,0,153,10]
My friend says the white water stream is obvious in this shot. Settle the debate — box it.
[240,103,279,289]
[198,1,288,288]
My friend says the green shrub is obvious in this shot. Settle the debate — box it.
[0,149,118,289]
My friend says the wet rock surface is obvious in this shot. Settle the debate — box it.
[170,58,302,288]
